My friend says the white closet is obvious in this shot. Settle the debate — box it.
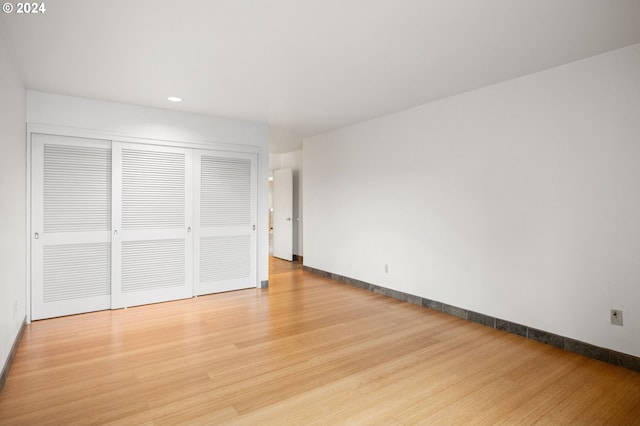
[31,133,257,320]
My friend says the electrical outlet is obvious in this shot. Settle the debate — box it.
[384,264,389,274]
[610,309,623,326]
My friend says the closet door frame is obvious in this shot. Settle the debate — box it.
[27,124,265,323]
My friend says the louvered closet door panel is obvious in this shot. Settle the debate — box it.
[194,151,256,295]
[31,134,112,320]
[111,143,193,309]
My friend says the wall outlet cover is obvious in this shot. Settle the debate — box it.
[610,309,623,326]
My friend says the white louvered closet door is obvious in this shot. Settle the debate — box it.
[194,150,257,295]
[31,134,112,320]
[111,143,193,308]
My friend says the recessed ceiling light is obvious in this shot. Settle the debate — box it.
[167,96,182,102]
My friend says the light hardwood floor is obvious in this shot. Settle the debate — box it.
[1,257,639,425]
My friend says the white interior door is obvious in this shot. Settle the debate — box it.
[111,142,193,308]
[194,150,257,295]
[273,168,293,261]
[31,134,112,320]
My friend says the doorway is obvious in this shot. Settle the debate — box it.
[271,168,293,261]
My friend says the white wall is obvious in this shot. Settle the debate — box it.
[269,127,303,154]
[304,44,640,357]
[0,37,26,374]
[27,91,270,287]
[27,91,267,148]
[269,151,303,256]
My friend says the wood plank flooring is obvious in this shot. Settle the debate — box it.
[1,257,640,424]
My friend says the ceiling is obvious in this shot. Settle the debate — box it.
[2,0,640,152]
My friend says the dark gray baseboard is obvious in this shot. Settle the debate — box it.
[0,317,26,394]
[260,280,269,288]
[303,266,640,373]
